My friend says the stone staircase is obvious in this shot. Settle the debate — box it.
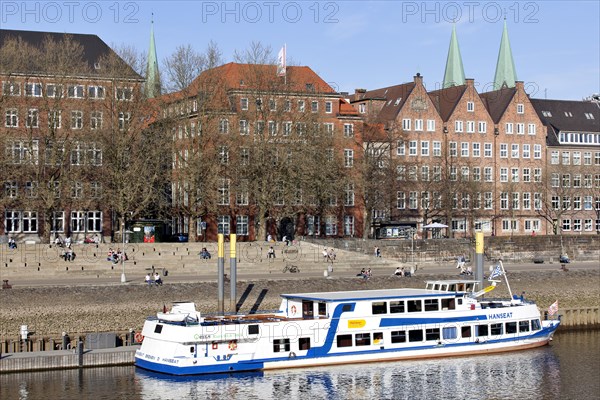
[0,241,400,280]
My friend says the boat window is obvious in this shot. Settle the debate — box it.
[373,332,383,345]
[318,302,327,316]
[425,328,440,341]
[408,329,424,342]
[441,284,448,291]
[443,326,457,340]
[457,298,463,305]
[248,325,259,335]
[337,334,353,348]
[154,324,163,334]
[490,323,503,336]
[461,326,472,338]
[355,333,371,346]
[390,300,405,313]
[519,321,530,332]
[342,304,352,312]
[531,319,541,331]
[407,300,422,312]
[372,301,387,315]
[189,346,195,353]
[299,337,311,350]
[426,283,433,290]
[466,283,474,292]
[505,322,517,334]
[273,339,291,352]
[424,299,439,311]
[441,298,456,310]
[434,284,440,291]
[457,283,465,291]
[391,330,406,343]
[302,300,314,318]
[448,284,456,291]
[476,324,489,337]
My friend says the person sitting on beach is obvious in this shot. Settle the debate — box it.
[394,267,403,277]
[322,248,328,260]
[64,236,72,249]
[267,246,276,259]
[357,268,366,277]
[283,235,289,246]
[8,237,17,249]
[54,235,63,248]
[145,274,153,286]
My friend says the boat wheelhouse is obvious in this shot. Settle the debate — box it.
[135,263,560,375]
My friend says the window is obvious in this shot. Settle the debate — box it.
[573,152,581,166]
[466,121,475,133]
[337,334,353,348]
[427,119,435,131]
[240,98,248,110]
[484,167,493,182]
[414,119,423,131]
[21,211,38,233]
[68,85,84,98]
[325,216,337,236]
[218,179,230,205]
[325,101,332,113]
[528,123,536,135]
[116,87,133,101]
[71,111,83,129]
[344,149,354,167]
[344,183,355,206]
[551,151,560,164]
[511,144,519,158]
[484,192,493,209]
[25,83,42,97]
[461,142,469,157]
[118,112,130,130]
[88,85,104,99]
[344,215,354,236]
[425,328,440,341]
[90,182,102,198]
[408,329,424,342]
[397,141,406,156]
[298,100,305,112]
[3,81,21,95]
[343,124,354,137]
[5,181,18,198]
[46,84,62,98]
[391,331,407,343]
[372,302,387,315]
[433,141,441,156]
[500,144,508,158]
[473,167,481,182]
[219,119,229,134]
[269,98,277,111]
[90,111,103,130]
[505,122,513,134]
[71,182,83,198]
[218,146,229,165]
[472,142,481,157]
[449,142,457,157]
[455,120,463,133]
[478,121,487,133]
[5,109,18,127]
[268,121,277,135]
[484,143,492,158]
[236,216,249,236]
[534,144,542,159]
[25,109,39,128]
[311,100,318,112]
[516,123,524,135]
[517,103,524,114]
[500,192,509,210]
[217,215,230,235]
[234,120,246,136]
[467,101,474,112]
[522,144,530,159]
[396,192,405,209]
[402,118,411,131]
[421,141,429,156]
[87,142,102,166]
[406,142,418,158]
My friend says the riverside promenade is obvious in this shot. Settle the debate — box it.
[1,240,598,374]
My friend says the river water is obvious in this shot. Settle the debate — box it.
[1,331,598,400]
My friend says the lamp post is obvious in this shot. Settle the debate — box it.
[120,221,126,283]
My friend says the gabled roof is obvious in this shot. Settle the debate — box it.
[530,98,600,134]
[188,62,337,95]
[0,29,140,79]
[351,82,416,123]
[428,84,468,122]
[479,87,517,123]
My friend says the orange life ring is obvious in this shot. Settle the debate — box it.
[291,305,297,315]
[212,342,218,350]
[228,340,237,351]
[135,332,144,343]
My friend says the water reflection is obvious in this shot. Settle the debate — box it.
[1,331,598,400]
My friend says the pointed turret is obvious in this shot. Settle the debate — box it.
[493,19,518,90]
[145,17,161,98]
[442,24,466,88]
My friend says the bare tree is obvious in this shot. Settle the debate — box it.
[163,41,224,93]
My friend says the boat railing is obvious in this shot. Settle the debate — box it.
[479,297,535,308]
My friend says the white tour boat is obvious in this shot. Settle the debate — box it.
[135,262,560,375]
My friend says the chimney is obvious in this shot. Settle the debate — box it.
[515,81,524,90]
[414,72,423,84]
[465,78,474,87]
[354,88,367,100]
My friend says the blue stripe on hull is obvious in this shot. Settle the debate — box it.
[135,357,264,376]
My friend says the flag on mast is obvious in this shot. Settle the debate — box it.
[548,300,559,316]
[277,44,286,77]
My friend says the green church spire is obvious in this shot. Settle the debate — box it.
[493,19,518,90]
[145,16,161,98]
[442,24,466,88]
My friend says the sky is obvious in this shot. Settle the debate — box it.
[1,1,599,100]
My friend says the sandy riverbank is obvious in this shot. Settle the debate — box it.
[1,269,598,338]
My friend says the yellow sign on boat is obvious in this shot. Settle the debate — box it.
[348,319,366,329]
